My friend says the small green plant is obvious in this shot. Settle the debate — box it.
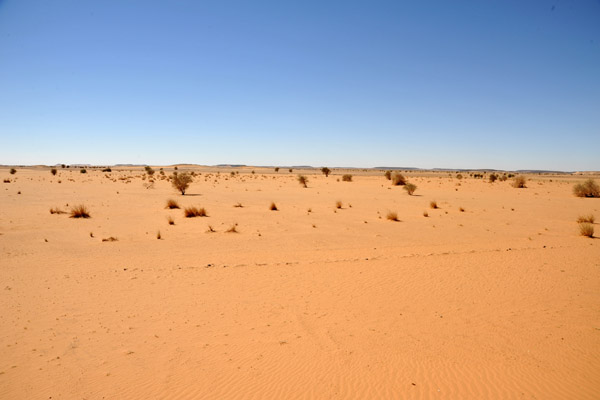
[573,179,600,198]
[70,204,90,218]
[579,222,594,238]
[391,172,406,186]
[342,174,353,182]
[404,183,417,195]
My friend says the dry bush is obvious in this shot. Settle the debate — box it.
[456,174,463,180]
[423,211,429,217]
[49,207,66,214]
[577,214,595,224]
[172,172,193,195]
[274,167,279,172]
[391,172,406,186]
[298,175,308,188]
[499,175,508,181]
[384,171,392,180]
[226,224,238,233]
[573,179,600,198]
[156,231,162,239]
[50,168,57,176]
[459,207,465,212]
[102,237,118,242]
[269,202,278,211]
[386,211,399,221]
[430,201,438,209]
[579,222,594,238]
[165,199,180,209]
[404,183,417,195]
[342,174,353,182]
[234,202,243,208]
[3,179,10,183]
[145,166,155,176]
[184,206,207,218]
[335,200,342,209]
[80,168,87,174]
[70,204,91,218]
[489,173,498,183]
[321,167,331,177]
[512,176,527,188]
[9,168,16,174]
[102,168,112,172]
[206,225,216,233]
[168,216,175,225]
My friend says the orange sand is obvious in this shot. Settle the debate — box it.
[1,166,599,399]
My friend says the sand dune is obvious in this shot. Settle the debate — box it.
[1,167,599,399]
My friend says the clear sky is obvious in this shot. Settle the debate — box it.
[0,1,598,170]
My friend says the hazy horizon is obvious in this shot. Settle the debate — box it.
[1,1,599,170]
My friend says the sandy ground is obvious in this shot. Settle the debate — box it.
[1,166,599,399]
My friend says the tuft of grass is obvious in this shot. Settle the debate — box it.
[50,168,57,176]
[459,207,465,212]
[577,214,595,224]
[512,176,527,188]
[579,222,594,238]
[102,237,118,242]
[234,202,243,208]
[298,175,308,188]
[423,211,429,217]
[167,216,175,225]
[342,174,353,182]
[384,170,392,180]
[206,225,216,233]
[156,231,162,239]
[70,204,91,218]
[430,201,438,209]
[386,211,399,221]
[573,179,600,198]
[391,172,406,186]
[226,224,238,233]
[49,207,66,214]
[404,183,417,195]
[335,200,342,209]
[184,206,207,218]
[269,202,278,211]
[165,199,180,209]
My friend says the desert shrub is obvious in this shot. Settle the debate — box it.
[269,202,278,211]
[573,179,600,198]
[3,179,10,183]
[512,176,527,188]
[70,204,90,218]
[9,168,16,174]
[384,171,392,180]
[579,222,594,238]
[456,174,463,180]
[321,167,331,177]
[508,173,515,178]
[49,207,66,214]
[172,172,193,195]
[404,183,417,195]
[167,216,175,225]
[226,224,238,233]
[386,211,399,221]
[102,237,118,242]
[499,175,507,181]
[156,231,162,239]
[342,174,353,182]
[577,214,595,223]
[335,200,342,209]
[391,172,406,186]
[50,168,57,176]
[184,206,207,217]
[274,167,279,172]
[102,168,112,172]
[145,166,155,175]
[459,207,465,212]
[423,211,429,217]
[165,199,180,209]
[298,175,308,188]
[289,168,293,173]
[234,202,243,208]
[489,173,498,183]
[430,201,438,209]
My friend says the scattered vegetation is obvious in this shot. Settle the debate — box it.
[577,214,595,224]
[342,174,353,182]
[165,199,180,209]
[269,202,278,211]
[404,183,417,195]
[573,179,600,198]
[321,167,331,177]
[70,204,91,218]
[386,211,399,221]
[430,201,438,209]
[172,172,193,195]
[391,172,406,186]
[512,176,527,188]
[298,175,308,188]
[50,168,57,176]
[184,206,207,217]
[579,222,594,238]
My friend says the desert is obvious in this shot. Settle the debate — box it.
[1,165,599,399]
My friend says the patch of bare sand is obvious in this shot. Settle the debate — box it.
[1,167,599,399]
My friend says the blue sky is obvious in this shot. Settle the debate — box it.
[0,1,598,170]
